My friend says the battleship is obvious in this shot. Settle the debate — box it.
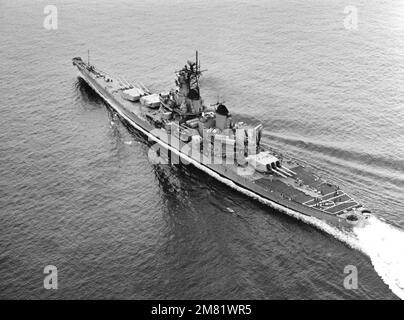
[72,52,372,230]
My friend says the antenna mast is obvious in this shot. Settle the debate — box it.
[195,50,199,88]
[196,50,198,72]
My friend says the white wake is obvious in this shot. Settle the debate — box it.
[353,216,404,299]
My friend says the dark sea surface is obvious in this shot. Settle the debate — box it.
[0,0,403,299]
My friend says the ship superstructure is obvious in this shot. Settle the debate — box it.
[72,52,371,230]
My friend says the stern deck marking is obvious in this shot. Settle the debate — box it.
[324,199,356,211]
[325,201,360,214]
[302,190,342,205]
[333,203,362,215]
[307,192,347,207]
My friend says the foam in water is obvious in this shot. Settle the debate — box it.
[84,75,403,299]
[354,216,404,299]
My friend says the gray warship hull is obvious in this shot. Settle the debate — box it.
[72,56,371,230]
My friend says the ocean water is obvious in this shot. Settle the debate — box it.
[0,0,403,299]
